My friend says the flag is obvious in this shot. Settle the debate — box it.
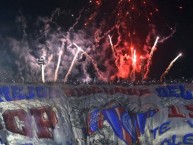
[102,106,158,145]
[102,106,134,145]
[87,109,104,135]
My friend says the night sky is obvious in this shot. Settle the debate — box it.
[0,0,193,82]
[153,0,193,80]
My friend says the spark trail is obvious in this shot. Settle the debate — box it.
[5,0,178,83]
[83,0,163,81]
[130,49,137,81]
[64,44,81,84]
[68,8,85,31]
[42,64,45,83]
[160,53,182,82]
[143,36,159,80]
[73,43,107,81]
[41,1,176,82]
[108,35,116,58]
[54,39,66,82]
[45,0,169,82]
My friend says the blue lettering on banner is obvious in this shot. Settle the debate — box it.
[156,85,193,100]
[161,138,172,145]
[161,135,182,145]
[12,86,26,100]
[0,85,52,102]
[159,121,171,135]
[0,86,13,101]
[156,87,169,97]
[36,86,47,98]
[183,133,193,144]
[153,120,193,145]
[167,85,180,97]
[160,134,193,145]
[179,85,193,100]
[151,121,171,139]
[25,86,35,99]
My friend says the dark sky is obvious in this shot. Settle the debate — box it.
[152,0,193,79]
[0,0,193,81]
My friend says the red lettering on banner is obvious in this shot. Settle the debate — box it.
[2,106,58,139]
[79,87,88,96]
[91,86,102,94]
[30,107,58,139]
[103,87,111,95]
[71,87,77,96]
[64,87,76,97]
[185,105,193,118]
[168,105,186,118]
[114,87,121,94]
[63,86,151,97]
[3,109,32,137]
[139,89,151,96]
[127,88,133,95]
[133,89,140,96]
[120,87,128,94]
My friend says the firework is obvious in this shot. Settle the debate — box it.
[131,49,137,81]
[64,44,81,83]
[108,35,116,58]
[47,1,174,82]
[5,0,178,83]
[73,43,107,81]
[54,39,66,82]
[160,53,182,82]
[132,49,137,67]
[54,49,63,82]
[143,36,159,80]
[42,64,45,83]
[43,0,167,82]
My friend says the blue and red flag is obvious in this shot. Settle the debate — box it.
[87,109,104,135]
[102,107,134,145]
[102,106,158,145]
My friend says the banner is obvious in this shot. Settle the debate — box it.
[0,83,193,144]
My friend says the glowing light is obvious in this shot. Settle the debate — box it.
[95,0,101,5]
[114,45,141,81]
[54,40,65,82]
[73,43,107,81]
[133,49,137,66]
[37,56,45,83]
[131,49,137,81]
[64,44,81,83]
[69,8,84,31]
[42,65,45,83]
[160,53,182,82]
[155,8,159,12]
[19,0,177,83]
[108,35,116,58]
[143,36,159,80]
[64,43,107,83]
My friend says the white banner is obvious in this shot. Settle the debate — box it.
[0,83,193,145]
